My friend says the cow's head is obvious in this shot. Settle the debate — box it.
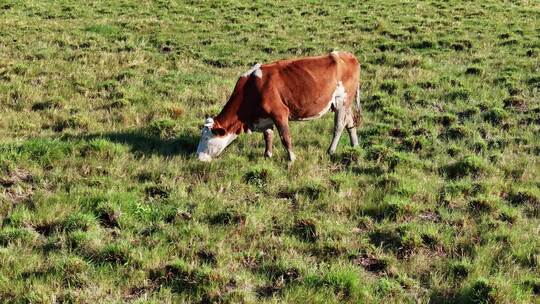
[196,118,237,162]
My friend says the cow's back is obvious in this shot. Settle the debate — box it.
[260,52,360,120]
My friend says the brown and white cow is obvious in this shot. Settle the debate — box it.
[196,51,361,162]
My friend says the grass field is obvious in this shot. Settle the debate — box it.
[1,0,539,303]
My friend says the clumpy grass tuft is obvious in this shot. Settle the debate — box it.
[441,155,488,179]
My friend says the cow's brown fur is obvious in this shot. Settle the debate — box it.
[208,51,361,161]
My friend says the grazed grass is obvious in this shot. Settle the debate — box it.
[1,0,539,303]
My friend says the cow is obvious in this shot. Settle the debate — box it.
[196,51,361,163]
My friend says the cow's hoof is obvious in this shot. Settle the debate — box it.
[287,151,296,163]
[264,152,273,158]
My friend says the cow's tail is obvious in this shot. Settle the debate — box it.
[353,83,363,126]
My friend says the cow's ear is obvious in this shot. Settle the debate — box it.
[211,127,226,136]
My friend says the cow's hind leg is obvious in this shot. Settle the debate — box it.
[263,129,273,158]
[273,115,296,163]
[345,109,359,147]
[328,106,347,155]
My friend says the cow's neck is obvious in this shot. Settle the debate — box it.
[214,78,251,135]
[214,106,246,135]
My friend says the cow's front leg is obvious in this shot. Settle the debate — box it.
[263,128,273,158]
[274,116,295,163]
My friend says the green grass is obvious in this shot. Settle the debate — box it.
[1,0,539,303]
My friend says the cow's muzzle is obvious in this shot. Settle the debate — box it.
[197,152,212,162]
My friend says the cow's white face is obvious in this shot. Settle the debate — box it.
[196,118,237,162]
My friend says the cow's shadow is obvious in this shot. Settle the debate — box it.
[69,130,198,158]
